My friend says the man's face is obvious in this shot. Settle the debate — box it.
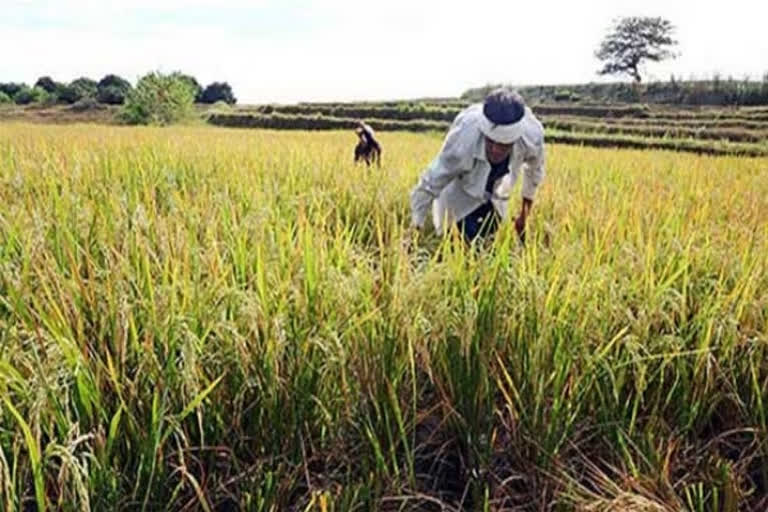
[485,136,514,164]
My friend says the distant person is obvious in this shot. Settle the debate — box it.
[409,88,545,245]
[354,121,382,167]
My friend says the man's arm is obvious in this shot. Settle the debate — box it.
[515,197,533,241]
[410,107,476,229]
[516,143,546,238]
[409,117,473,229]
[410,152,463,229]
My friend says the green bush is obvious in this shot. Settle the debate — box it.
[200,82,236,104]
[97,85,130,105]
[0,82,27,98]
[69,77,99,99]
[13,86,49,105]
[0,91,12,104]
[97,74,131,90]
[462,80,768,107]
[34,76,60,94]
[97,75,132,104]
[55,84,82,104]
[120,71,196,125]
[171,72,203,102]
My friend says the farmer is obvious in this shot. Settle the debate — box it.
[409,88,545,244]
[354,120,382,166]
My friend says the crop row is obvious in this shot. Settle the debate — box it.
[207,112,768,156]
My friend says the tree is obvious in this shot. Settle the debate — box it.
[595,17,678,83]
[56,85,82,104]
[120,71,196,125]
[200,82,237,104]
[69,77,98,99]
[171,72,203,102]
[97,74,133,104]
[97,86,129,105]
[0,83,27,98]
[14,86,49,105]
[97,74,131,90]
[34,76,60,94]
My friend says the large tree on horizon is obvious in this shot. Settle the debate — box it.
[595,16,678,83]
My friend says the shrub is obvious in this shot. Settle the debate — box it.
[0,91,12,104]
[200,82,236,104]
[97,75,132,104]
[69,77,98,99]
[171,73,203,102]
[56,84,82,104]
[0,83,27,98]
[97,74,131,90]
[120,71,196,125]
[14,86,49,105]
[34,76,60,94]
[97,85,130,105]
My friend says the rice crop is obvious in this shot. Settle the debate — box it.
[0,124,766,511]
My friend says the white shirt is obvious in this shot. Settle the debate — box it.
[410,104,546,233]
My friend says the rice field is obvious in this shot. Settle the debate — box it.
[0,124,767,511]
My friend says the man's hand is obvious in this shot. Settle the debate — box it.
[516,197,533,247]
[515,214,526,246]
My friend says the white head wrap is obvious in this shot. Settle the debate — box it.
[478,108,527,144]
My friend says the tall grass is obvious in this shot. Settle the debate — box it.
[0,124,766,510]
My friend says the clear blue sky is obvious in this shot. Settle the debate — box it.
[3,0,767,104]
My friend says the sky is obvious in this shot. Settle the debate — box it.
[2,0,767,104]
